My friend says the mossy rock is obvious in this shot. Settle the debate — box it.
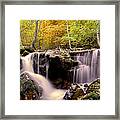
[21,50,30,56]
[20,73,43,100]
[81,92,100,100]
[20,46,35,56]
[86,79,100,94]
[71,88,85,100]
[20,48,26,55]
[24,47,34,53]
[20,58,22,70]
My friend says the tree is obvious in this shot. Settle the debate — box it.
[31,20,39,50]
[20,20,100,50]
[68,20,100,49]
[40,20,67,49]
[66,20,71,49]
[97,26,100,47]
[20,20,36,47]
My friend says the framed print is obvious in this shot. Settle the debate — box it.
[0,0,120,119]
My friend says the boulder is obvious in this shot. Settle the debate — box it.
[20,46,35,56]
[21,50,30,56]
[63,83,85,100]
[63,79,100,100]
[86,79,100,94]
[72,88,85,100]
[46,49,78,88]
[81,92,100,100]
[20,73,43,100]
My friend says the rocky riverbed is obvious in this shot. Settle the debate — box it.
[20,72,100,100]
[63,78,100,100]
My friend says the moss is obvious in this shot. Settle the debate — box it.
[81,92,100,100]
[20,46,35,56]
[86,79,100,94]
[21,50,30,56]
[20,73,43,100]
[72,88,84,100]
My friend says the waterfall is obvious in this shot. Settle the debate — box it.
[73,49,100,83]
[20,49,100,99]
[46,62,49,79]
[22,71,65,100]
[73,65,90,83]
[73,67,76,83]
[90,49,100,81]
[20,52,65,100]
[21,52,49,78]
[37,52,40,74]
[20,53,34,73]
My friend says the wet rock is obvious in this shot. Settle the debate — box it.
[72,88,84,100]
[20,58,22,70]
[45,49,70,58]
[22,50,30,56]
[63,83,85,100]
[46,49,78,88]
[81,92,100,100]
[63,79,100,100]
[20,47,35,56]
[20,48,25,55]
[48,56,67,82]
[32,52,47,77]
[84,83,89,87]
[25,47,34,52]
[86,79,100,94]
[79,79,100,100]
[63,89,74,100]
[20,73,43,100]
[52,78,63,89]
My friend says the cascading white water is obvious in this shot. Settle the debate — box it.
[46,62,49,79]
[32,52,49,78]
[21,49,100,99]
[74,65,90,83]
[90,49,99,81]
[21,53,34,73]
[73,49,100,83]
[22,71,65,100]
[21,53,65,100]
[37,52,40,74]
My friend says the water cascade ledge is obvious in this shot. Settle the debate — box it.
[20,49,100,100]
[72,49,100,83]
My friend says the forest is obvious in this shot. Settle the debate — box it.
[20,20,100,100]
[20,20,100,51]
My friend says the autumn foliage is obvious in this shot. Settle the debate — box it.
[20,20,100,50]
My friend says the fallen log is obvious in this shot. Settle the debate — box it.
[69,48,97,54]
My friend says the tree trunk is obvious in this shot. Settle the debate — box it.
[97,29,100,47]
[31,20,39,50]
[66,20,71,49]
[40,21,45,50]
[38,20,41,49]
[76,20,78,48]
